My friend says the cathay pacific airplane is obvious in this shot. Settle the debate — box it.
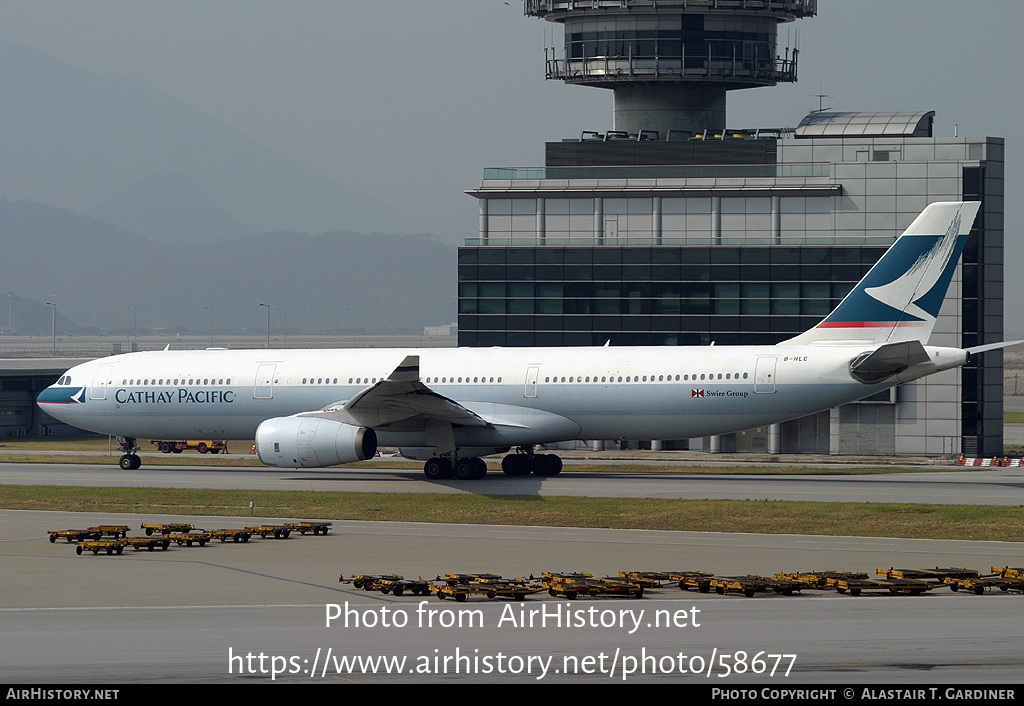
[38,202,1010,480]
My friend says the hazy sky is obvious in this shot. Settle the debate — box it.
[3,0,1023,322]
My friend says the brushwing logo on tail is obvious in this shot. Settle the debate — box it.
[862,209,962,324]
[817,203,972,332]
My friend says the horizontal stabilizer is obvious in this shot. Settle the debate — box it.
[849,340,930,384]
[966,340,1024,356]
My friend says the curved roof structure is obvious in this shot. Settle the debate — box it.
[796,111,934,138]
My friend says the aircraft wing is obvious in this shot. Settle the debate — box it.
[294,355,489,429]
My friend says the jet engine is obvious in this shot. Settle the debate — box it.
[255,416,377,468]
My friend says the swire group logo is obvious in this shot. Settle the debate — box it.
[691,389,704,398]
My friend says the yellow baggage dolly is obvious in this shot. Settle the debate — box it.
[167,531,212,547]
[774,571,868,590]
[833,577,931,596]
[209,529,252,543]
[374,577,432,596]
[877,567,978,582]
[123,537,171,552]
[339,573,404,590]
[48,529,102,543]
[618,571,670,588]
[946,567,1024,595]
[244,525,292,538]
[284,521,332,536]
[88,525,131,539]
[75,539,126,555]
[666,571,715,593]
[141,523,194,536]
[711,575,775,597]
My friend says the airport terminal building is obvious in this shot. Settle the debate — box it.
[458,115,1004,456]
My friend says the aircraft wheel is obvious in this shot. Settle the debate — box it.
[453,459,476,480]
[502,455,529,476]
[129,455,142,470]
[423,457,452,480]
[470,457,487,479]
[119,455,134,470]
[530,455,555,476]
[545,454,562,475]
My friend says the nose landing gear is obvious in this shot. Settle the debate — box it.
[116,437,142,470]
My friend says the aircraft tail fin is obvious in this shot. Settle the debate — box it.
[783,201,980,347]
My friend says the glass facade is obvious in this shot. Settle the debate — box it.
[458,245,885,348]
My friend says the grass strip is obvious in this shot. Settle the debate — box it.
[3,485,1022,542]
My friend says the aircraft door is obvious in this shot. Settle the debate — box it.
[524,366,539,398]
[254,364,277,399]
[754,357,777,394]
[89,364,115,401]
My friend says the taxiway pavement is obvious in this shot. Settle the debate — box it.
[3,508,1024,684]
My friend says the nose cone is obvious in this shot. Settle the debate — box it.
[36,382,86,422]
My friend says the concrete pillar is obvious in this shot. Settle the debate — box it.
[712,196,722,244]
[479,199,488,244]
[767,423,781,454]
[708,435,722,454]
[613,84,726,139]
[771,195,781,244]
[536,197,545,245]
[653,196,662,245]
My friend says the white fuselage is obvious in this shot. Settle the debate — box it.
[40,344,966,448]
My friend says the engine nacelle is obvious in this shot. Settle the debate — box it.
[255,416,377,468]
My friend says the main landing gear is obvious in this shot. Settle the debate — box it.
[421,448,563,481]
[117,437,142,471]
[423,456,487,480]
[500,449,562,477]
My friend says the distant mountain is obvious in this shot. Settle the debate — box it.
[0,39,424,237]
[88,171,253,243]
[0,201,456,335]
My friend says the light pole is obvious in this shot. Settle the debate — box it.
[45,302,56,357]
[259,303,271,349]
[204,307,214,347]
[126,306,136,350]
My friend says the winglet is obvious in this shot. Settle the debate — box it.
[388,355,420,382]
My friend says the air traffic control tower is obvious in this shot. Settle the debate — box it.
[527,0,815,139]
